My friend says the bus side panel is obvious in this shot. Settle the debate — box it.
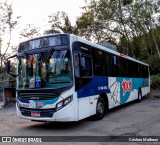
[108,77,121,108]
[78,97,90,120]
[141,78,150,97]
[128,89,138,102]
[89,95,98,116]
[142,87,150,97]
[78,95,98,120]
[108,77,143,107]
[76,76,110,120]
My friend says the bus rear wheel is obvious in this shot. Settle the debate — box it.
[137,89,142,103]
[94,97,105,120]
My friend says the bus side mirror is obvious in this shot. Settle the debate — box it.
[7,54,18,77]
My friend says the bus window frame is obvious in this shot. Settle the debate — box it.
[74,52,81,78]
[74,52,93,78]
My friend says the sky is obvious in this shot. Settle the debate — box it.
[11,0,86,26]
[2,0,86,53]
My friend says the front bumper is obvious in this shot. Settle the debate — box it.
[16,102,76,122]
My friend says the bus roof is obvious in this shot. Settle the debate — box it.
[19,33,68,44]
[71,34,149,66]
[19,33,148,66]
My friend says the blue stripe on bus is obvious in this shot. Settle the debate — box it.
[77,76,144,105]
[17,96,59,109]
[77,76,110,98]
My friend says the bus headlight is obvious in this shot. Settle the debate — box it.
[56,102,63,109]
[56,95,73,111]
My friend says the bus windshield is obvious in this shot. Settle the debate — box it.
[18,49,73,89]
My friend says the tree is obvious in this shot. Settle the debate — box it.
[0,1,19,78]
[20,24,40,39]
[44,0,160,74]
[78,0,160,60]
[45,11,78,35]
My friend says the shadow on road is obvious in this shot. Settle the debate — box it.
[21,118,92,131]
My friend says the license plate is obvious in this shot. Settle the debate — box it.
[31,112,40,117]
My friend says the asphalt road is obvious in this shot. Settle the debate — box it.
[0,98,160,145]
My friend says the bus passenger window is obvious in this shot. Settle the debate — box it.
[74,53,80,78]
[80,55,92,77]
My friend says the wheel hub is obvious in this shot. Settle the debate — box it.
[97,102,104,114]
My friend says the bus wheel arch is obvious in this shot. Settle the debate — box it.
[94,93,109,120]
[99,93,109,112]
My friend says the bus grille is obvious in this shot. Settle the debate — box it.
[20,107,55,118]
[18,93,58,100]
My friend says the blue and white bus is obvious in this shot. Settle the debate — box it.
[7,33,150,122]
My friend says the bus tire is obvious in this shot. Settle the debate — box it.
[137,89,142,103]
[94,97,105,120]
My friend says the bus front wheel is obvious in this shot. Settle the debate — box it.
[94,97,105,120]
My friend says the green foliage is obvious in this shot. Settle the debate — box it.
[0,2,19,56]
[20,24,40,39]
[122,0,132,6]
[144,53,160,75]
[151,73,160,87]
[0,1,19,77]
[45,12,78,35]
